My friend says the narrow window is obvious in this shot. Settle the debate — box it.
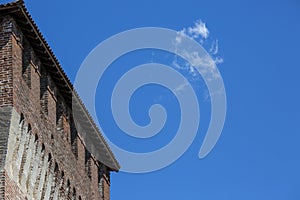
[85,149,92,179]
[22,39,31,88]
[40,67,48,115]
[70,117,78,159]
[56,98,64,133]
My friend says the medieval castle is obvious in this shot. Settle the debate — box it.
[0,1,120,199]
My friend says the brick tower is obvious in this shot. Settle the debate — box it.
[0,1,120,199]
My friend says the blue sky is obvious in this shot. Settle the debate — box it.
[21,0,300,199]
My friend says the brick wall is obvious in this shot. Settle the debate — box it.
[0,16,13,107]
[0,15,112,200]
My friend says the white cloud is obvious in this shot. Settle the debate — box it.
[173,82,189,95]
[188,65,197,77]
[187,20,209,39]
[209,39,219,55]
[173,19,223,81]
[175,29,186,44]
[179,50,221,82]
[172,59,181,69]
[214,57,223,64]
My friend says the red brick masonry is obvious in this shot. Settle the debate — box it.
[0,1,119,199]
